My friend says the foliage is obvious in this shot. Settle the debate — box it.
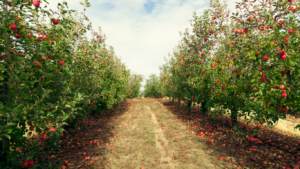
[0,0,141,168]
[143,74,163,98]
[159,0,300,135]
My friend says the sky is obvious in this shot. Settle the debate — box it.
[44,0,251,91]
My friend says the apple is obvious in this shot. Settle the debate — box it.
[41,133,47,140]
[53,19,58,25]
[33,0,40,7]
[42,35,47,40]
[262,74,266,78]
[281,109,286,113]
[14,33,21,39]
[259,78,264,82]
[49,127,56,132]
[28,160,34,166]
[59,61,64,66]
[288,0,292,2]
[22,161,28,168]
[249,137,255,141]
[10,24,17,30]
[280,85,285,89]
[290,8,295,13]
[29,126,34,131]
[281,92,287,97]
[262,56,270,61]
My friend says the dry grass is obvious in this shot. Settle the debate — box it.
[101,98,233,169]
[149,100,232,169]
[100,101,163,168]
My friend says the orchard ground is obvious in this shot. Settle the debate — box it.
[24,98,299,169]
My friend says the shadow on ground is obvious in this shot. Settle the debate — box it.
[160,99,300,169]
[53,101,131,169]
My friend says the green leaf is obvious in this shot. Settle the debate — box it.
[80,1,84,5]
[0,134,11,140]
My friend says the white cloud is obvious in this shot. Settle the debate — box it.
[42,0,250,90]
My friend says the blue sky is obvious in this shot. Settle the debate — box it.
[45,0,246,91]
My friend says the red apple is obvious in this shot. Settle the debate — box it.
[49,127,56,132]
[23,161,28,168]
[42,35,47,40]
[290,8,295,13]
[32,0,40,7]
[14,33,21,39]
[59,61,64,66]
[41,133,47,140]
[280,55,286,60]
[28,160,34,166]
[53,20,58,25]
[10,24,17,30]
[281,92,287,97]
[33,0,40,7]
[249,137,255,141]
[29,126,34,131]
[280,85,285,89]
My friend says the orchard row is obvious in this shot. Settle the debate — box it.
[0,0,142,168]
[159,0,299,133]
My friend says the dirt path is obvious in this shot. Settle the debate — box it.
[100,98,232,169]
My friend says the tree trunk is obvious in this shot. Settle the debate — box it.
[201,101,207,115]
[0,72,10,165]
[186,101,192,115]
[230,108,238,126]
